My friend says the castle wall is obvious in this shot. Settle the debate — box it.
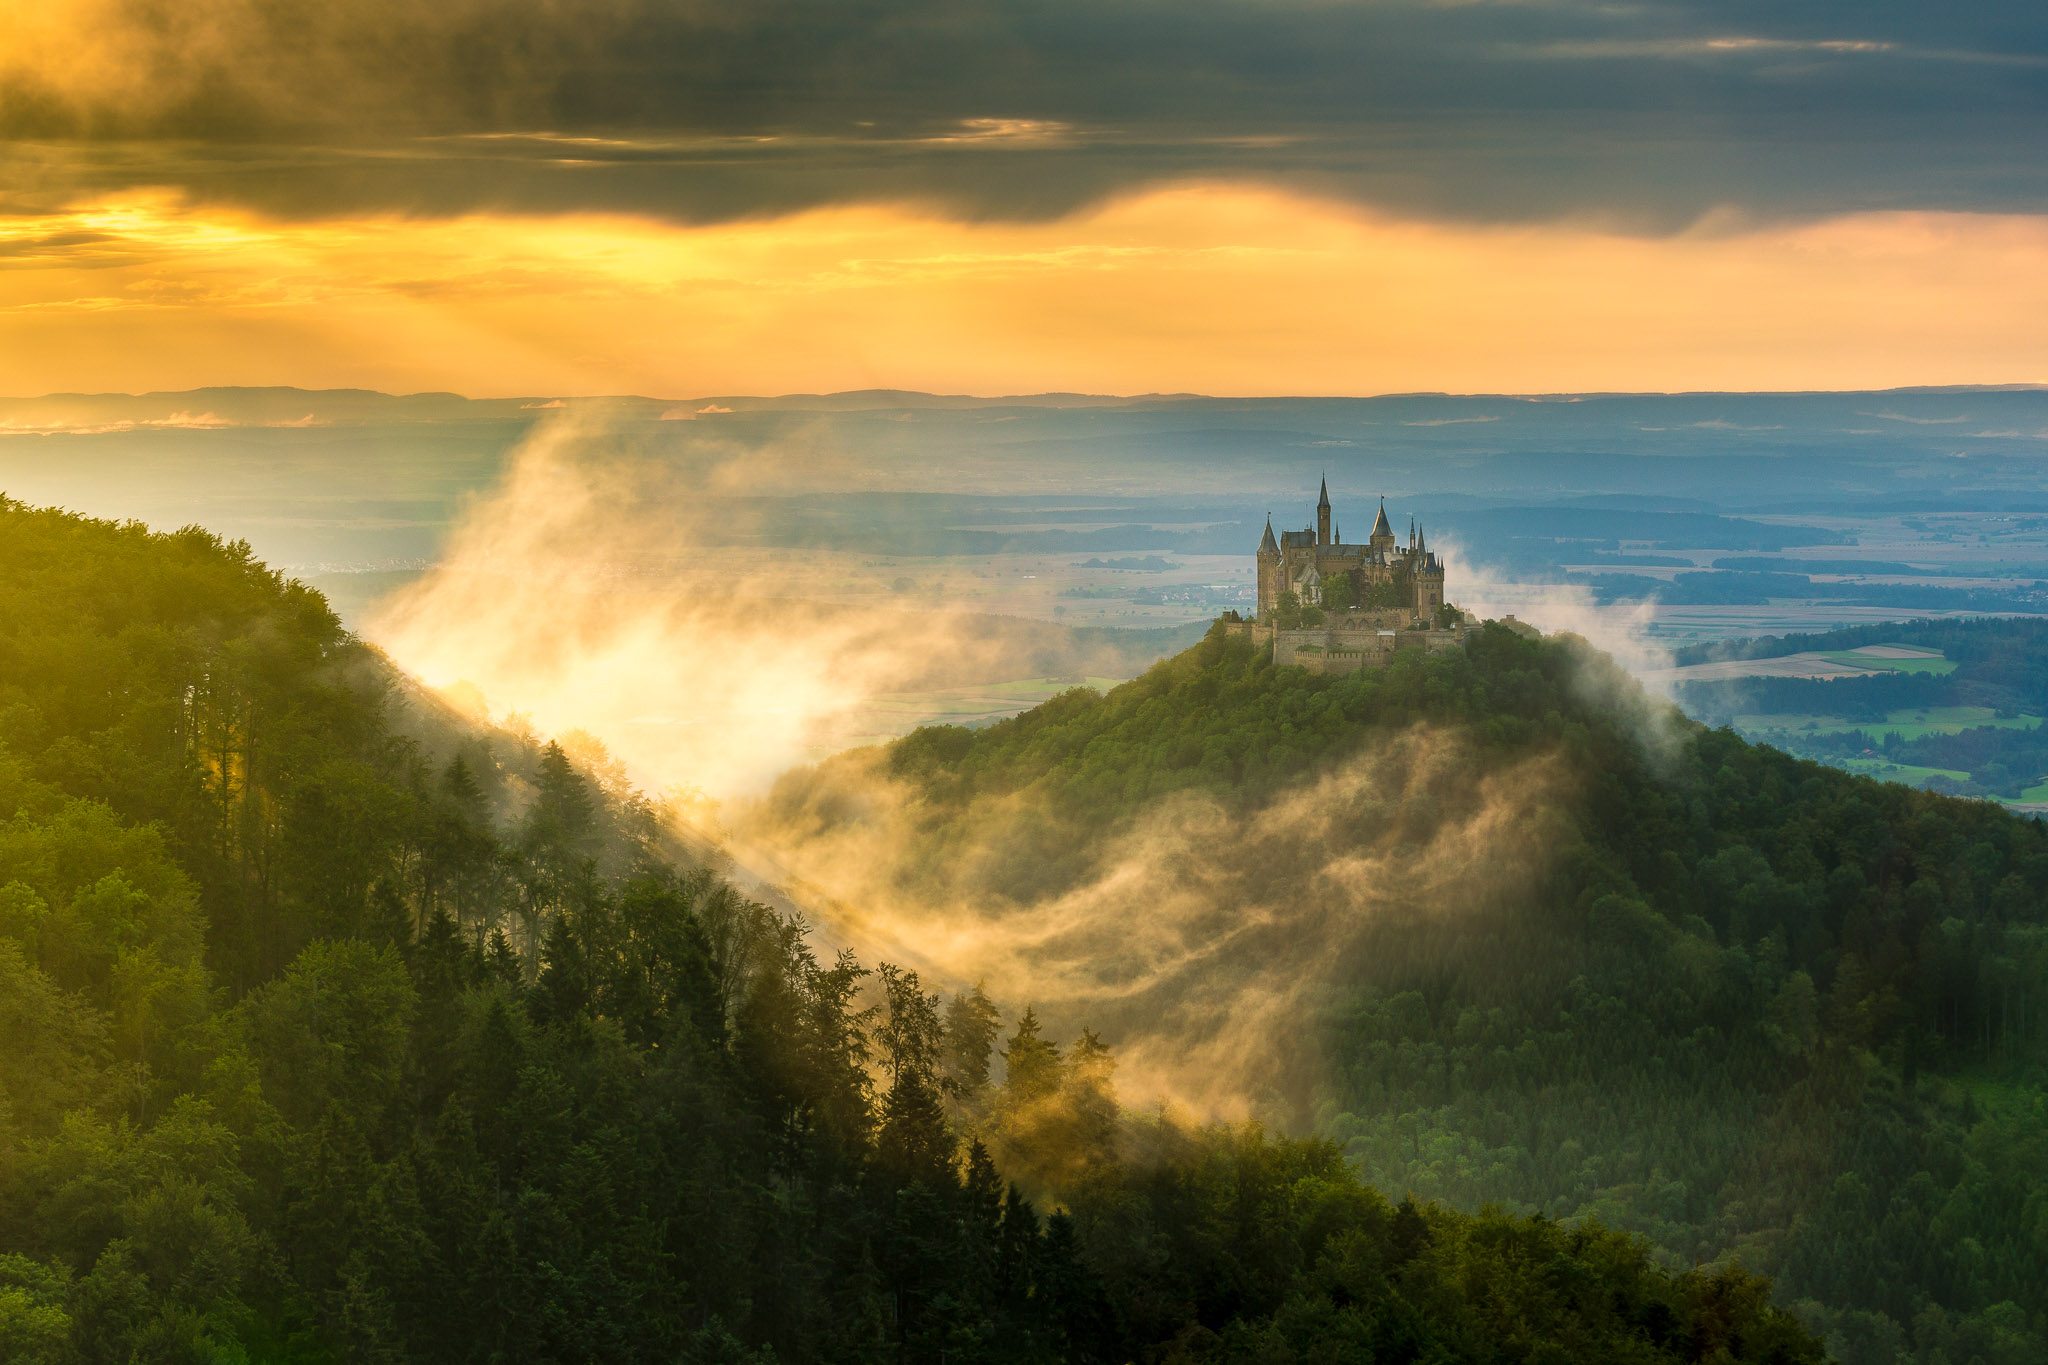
[1270,622,1473,674]
[1223,613,1484,675]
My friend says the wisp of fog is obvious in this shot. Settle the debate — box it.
[372,414,1661,1118]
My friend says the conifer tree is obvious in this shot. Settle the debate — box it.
[1001,1006,1062,1105]
[942,983,1003,1095]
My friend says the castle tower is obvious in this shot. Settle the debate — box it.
[1413,525,1445,619]
[1316,476,1333,546]
[1369,498,1396,560]
[1256,515,1281,616]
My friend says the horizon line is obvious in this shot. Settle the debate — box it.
[5,381,2046,407]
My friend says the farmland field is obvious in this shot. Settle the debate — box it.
[1736,705,2042,743]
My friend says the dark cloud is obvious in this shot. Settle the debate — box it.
[0,230,120,262]
[3,0,2044,227]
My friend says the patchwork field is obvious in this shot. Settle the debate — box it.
[1737,705,2041,744]
[1647,642,1957,686]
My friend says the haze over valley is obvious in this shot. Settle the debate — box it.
[8,0,2048,1359]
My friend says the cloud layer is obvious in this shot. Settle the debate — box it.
[5,0,2046,226]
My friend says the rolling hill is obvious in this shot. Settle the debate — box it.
[764,621,2048,1364]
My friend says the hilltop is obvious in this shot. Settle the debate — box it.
[765,620,2048,1362]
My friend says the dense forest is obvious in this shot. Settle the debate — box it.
[0,497,1827,1361]
[838,623,2048,1364]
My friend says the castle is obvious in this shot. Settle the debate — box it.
[1225,480,1479,675]
[1257,477,1446,622]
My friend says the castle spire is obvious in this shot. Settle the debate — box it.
[1316,476,1333,546]
[1258,514,1278,555]
[1317,475,1331,511]
[1369,498,1393,542]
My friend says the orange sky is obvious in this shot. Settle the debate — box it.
[6,184,2048,396]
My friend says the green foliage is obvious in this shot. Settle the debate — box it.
[0,501,1822,1362]
[869,618,2048,1361]
[1362,576,1407,612]
[1268,588,1326,629]
[941,983,1002,1094]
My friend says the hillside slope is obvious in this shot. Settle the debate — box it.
[0,499,1822,1361]
[781,622,2048,1364]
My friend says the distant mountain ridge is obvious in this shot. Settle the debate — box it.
[5,381,2045,423]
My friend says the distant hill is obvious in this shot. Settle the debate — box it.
[767,621,2048,1362]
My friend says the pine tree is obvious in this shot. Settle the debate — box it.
[876,965,953,1183]
[1001,1006,1062,1105]
[942,983,1003,1096]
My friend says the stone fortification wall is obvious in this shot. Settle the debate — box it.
[1219,616,1496,675]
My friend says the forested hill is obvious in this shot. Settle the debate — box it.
[852,623,2048,1363]
[0,495,1823,1361]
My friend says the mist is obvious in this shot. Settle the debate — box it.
[737,728,1571,1118]
[368,412,1140,799]
[370,415,1661,1118]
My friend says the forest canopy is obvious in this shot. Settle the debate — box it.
[833,621,2048,1364]
[0,499,1830,1360]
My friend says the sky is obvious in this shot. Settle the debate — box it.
[4,0,2047,396]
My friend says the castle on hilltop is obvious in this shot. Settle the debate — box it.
[1223,480,1487,675]
[1258,478,1446,622]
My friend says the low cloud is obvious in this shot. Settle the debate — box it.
[369,412,1140,796]
[365,413,1677,1119]
[735,724,1574,1119]
[0,408,275,435]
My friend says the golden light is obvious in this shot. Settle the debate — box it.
[3,184,2046,395]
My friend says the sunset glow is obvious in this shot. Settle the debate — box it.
[7,188,2048,396]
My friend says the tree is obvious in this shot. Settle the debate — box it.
[876,965,953,1182]
[242,939,416,1134]
[942,985,1003,1095]
[1001,1007,1062,1106]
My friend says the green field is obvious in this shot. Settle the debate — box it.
[1737,705,2041,743]
[1834,756,1972,785]
[1816,647,1958,676]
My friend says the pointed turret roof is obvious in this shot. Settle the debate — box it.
[1317,475,1331,510]
[1370,498,1393,539]
[1258,515,1278,555]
